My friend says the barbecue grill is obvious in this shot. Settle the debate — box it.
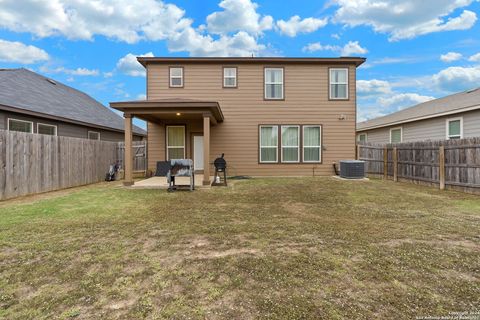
[167,159,194,191]
[212,153,227,186]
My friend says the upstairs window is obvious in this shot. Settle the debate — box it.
[88,131,100,140]
[265,68,284,100]
[447,117,462,140]
[223,67,237,88]
[8,118,33,133]
[281,125,300,163]
[390,127,402,143]
[329,68,348,99]
[169,67,183,87]
[37,123,57,136]
[259,125,278,163]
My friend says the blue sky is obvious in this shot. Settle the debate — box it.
[0,0,479,129]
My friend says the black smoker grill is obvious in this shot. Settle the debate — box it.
[212,153,227,186]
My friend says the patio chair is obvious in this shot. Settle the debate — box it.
[155,161,171,176]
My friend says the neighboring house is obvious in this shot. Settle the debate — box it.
[357,88,480,144]
[0,68,146,141]
[111,56,366,186]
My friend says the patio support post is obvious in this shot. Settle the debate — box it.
[123,113,134,186]
[203,115,211,185]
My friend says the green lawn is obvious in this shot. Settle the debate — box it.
[0,178,479,319]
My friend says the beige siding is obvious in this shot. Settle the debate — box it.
[358,109,480,143]
[147,63,357,176]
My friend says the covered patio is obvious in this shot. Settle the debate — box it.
[110,98,224,187]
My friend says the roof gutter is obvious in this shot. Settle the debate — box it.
[137,56,366,68]
[356,104,480,132]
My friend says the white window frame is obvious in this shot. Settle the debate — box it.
[302,125,322,163]
[166,125,186,159]
[88,131,100,140]
[329,68,349,100]
[264,68,284,100]
[259,125,278,163]
[7,118,33,133]
[37,123,57,136]
[357,133,367,143]
[389,127,403,143]
[169,67,184,88]
[223,67,237,88]
[281,125,300,163]
[446,117,463,140]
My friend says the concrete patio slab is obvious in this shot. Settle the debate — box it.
[130,175,209,189]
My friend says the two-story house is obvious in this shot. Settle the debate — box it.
[110,57,365,186]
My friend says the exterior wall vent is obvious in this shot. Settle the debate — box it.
[339,160,365,179]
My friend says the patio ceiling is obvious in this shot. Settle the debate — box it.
[110,98,224,125]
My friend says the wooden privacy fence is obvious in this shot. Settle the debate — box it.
[0,130,147,200]
[117,141,147,172]
[357,137,480,194]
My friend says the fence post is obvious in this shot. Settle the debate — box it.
[439,146,445,190]
[393,147,398,182]
[356,144,360,160]
[383,146,388,179]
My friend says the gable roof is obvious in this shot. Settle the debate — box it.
[0,68,145,135]
[357,88,480,131]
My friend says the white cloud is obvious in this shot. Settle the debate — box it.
[378,93,435,109]
[116,52,153,77]
[333,0,478,41]
[136,94,147,100]
[168,30,266,57]
[0,0,270,57]
[440,52,463,62]
[39,65,99,76]
[341,41,368,56]
[0,0,191,43]
[360,57,419,69]
[357,107,387,122]
[302,40,367,56]
[357,79,392,96]
[206,0,273,34]
[356,78,435,121]
[276,15,328,37]
[468,52,480,62]
[432,65,480,92]
[0,39,49,64]
[358,92,435,122]
[70,68,99,76]
[302,42,340,53]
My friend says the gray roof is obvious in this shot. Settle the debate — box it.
[0,68,146,135]
[357,88,480,131]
